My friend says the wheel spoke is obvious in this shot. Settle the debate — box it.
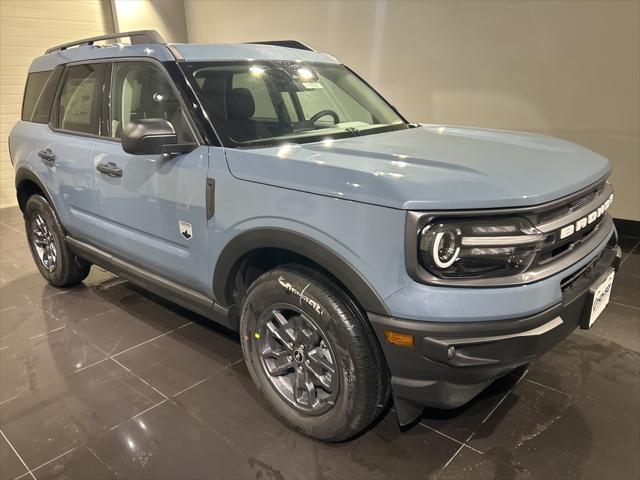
[268,358,294,376]
[261,346,293,376]
[294,368,317,407]
[307,364,332,391]
[308,347,334,375]
[266,320,292,349]
[271,311,297,343]
[298,327,319,348]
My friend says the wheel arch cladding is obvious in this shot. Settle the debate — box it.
[15,168,51,212]
[213,228,391,317]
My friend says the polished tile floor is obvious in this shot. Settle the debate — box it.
[0,205,638,480]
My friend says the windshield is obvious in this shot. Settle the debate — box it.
[181,61,407,147]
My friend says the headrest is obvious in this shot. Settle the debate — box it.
[226,88,255,119]
[199,72,227,95]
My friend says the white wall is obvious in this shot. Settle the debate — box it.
[185,0,640,221]
[0,0,114,208]
[113,0,187,42]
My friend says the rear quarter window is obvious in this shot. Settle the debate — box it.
[22,71,51,121]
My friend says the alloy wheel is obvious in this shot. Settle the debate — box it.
[31,214,57,271]
[256,304,338,415]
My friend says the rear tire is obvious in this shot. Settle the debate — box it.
[24,195,90,287]
[240,265,389,442]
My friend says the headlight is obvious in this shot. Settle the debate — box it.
[418,218,546,279]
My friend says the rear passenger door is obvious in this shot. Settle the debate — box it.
[90,60,211,292]
[46,62,107,237]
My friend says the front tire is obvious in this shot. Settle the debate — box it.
[240,265,389,442]
[24,195,90,287]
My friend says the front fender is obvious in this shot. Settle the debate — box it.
[213,227,391,317]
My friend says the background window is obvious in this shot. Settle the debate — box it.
[58,64,106,135]
[111,62,192,142]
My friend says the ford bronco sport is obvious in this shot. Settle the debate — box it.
[9,31,620,441]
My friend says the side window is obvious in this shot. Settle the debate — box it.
[231,72,277,120]
[22,71,51,121]
[58,63,106,135]
[110,62,192,142]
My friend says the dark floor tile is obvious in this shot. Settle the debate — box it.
[526,334,640,410]
[618,236,639,255]
[109,286,200,328]
[0,359,164,467]
[0,228,27,254]
[173,362,287,454]
[611,272,640,308]
[0,301,65,349]
[30,446,117,480]
[85,401,244,480]
[0,258,38,285]
[0,327,108,402]
[0,433,27,480]
[37,289,114,325]
[579,301,640,353]
[420,371,524,443]
[0,206,24,223]
[72,303,190,356]
[436,446,531,480]
[0,288,30,310]
[1,273,68,307]
[620,250,639,277]
[468,380,640,480]
[229,411,461,480]
[82,267,117,286]
[115,321,242,397]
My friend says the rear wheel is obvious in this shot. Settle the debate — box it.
[240,265,390,442]
[24,195,90,287]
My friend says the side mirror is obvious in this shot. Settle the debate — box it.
[121,118,195,156]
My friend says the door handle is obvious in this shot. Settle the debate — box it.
[38,148,56,164]
[96,161,123,177]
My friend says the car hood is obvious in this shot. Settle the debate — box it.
[224,125,610,210]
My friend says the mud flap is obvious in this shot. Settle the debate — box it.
[393,395,424,426]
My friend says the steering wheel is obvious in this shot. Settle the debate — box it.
[308,109,340,125]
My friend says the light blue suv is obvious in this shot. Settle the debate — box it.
[9,30,620,441]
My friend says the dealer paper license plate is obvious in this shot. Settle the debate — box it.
[585,269,615,329]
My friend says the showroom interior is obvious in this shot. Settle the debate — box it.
[0,0,638,479]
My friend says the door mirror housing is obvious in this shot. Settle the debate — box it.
[121,118,194,155]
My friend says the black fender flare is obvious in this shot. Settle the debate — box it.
[14,167,53,211]
[213,227,391,316]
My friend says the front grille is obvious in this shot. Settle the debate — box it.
[537,185,601,225]
[531,179,611,268]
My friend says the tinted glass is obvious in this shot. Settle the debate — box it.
[22,71,51,121]
[31,66,63,124]
[58,63,106,135]
[183,61,406,146]
[110,62,192,142]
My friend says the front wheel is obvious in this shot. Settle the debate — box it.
[240,265,389,442]
[24,195,91,287]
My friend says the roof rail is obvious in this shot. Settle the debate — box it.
[45,30,166,55]
[247,40,315,52]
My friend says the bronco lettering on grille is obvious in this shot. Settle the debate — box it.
[559,194,613,240]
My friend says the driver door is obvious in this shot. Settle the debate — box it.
[90,60,210,292]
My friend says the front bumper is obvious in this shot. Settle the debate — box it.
[368,241,621,425]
